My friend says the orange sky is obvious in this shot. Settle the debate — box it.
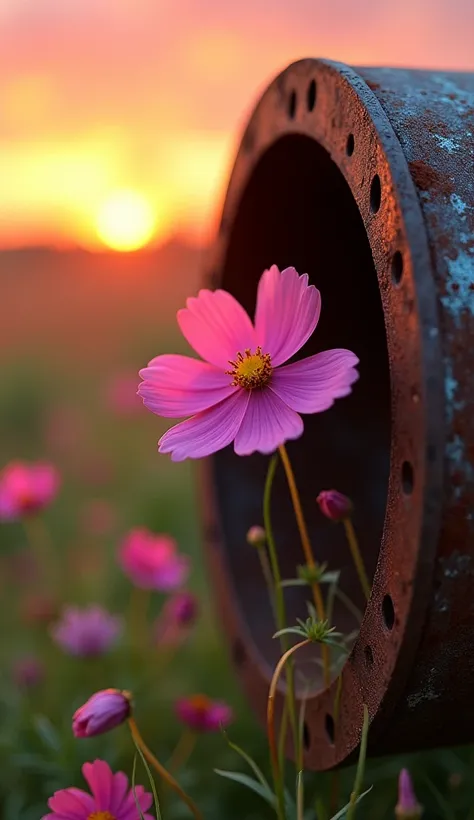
[1,0,473,250]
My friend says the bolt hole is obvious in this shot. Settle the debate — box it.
[325,713,335,744]
[307,79,317,112]
[364,645,374,665]
[346,133,355,156]
[370,174,382,213]
[288,90,297,120]
[232,638,246,667]
[303,721,311,750]
[382,594,395,631]
[402,460,414,494]
[391,250,404,285]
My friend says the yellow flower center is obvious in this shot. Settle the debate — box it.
[188,694,212,714]
[226,347,272,390]
[88,813,116,820]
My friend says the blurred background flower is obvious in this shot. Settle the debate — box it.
[51,605,123,657]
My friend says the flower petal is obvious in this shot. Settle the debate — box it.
[255,266,321,366]
[82,760,113,811]
[117,785,153,820]
[109,771,129,814]
[234,389,303,456]
[138,354,236,417]
[178,289,256,369]
[271,349,359,413]
[47,787,94,818]
[159,390,250,461]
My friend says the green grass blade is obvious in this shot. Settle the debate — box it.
[132,735,163,820]
[214,769,277,808]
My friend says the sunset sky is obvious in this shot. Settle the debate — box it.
[1,0,473,250]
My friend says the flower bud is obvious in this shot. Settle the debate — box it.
[73,688,131,738]
[316,490,353,522]
[246,525,266,548]
[395,769,423,818]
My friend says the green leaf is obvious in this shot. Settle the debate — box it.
[131,753,147,820]
[280,578,309,587]
[132,736,163,820]
[221,729,271,794]
[330,786,373,819]
[214,769,276,808]
[273,626,306,639]
[296,771,304,820]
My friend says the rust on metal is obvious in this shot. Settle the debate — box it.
[200,59,474,770]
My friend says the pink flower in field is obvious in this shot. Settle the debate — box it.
[42,759,153,820]
[154,591,198,646]
[0,461,60,520]
[395,769,423,818]
[13,655,44,689]
[139,265,359,460]
[51,605,122,657]
[106,372,144,416]
[316,489,353,522]
[73,689,131,738]
[119,528,189,590]
[175,694,233,732]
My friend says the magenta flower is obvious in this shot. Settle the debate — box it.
[0,461,60,520]
[316,489,353,522]
[119,527,189,590]
[13,655,44,689]
[51,605,122,657]
[395,769,423,818]
[139,265,358,460]
[73,689,131,738]
[42,759,153,820]
[154,592,199,646]
[175,694,233,732]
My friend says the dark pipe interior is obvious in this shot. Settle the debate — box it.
[212,134,391,687]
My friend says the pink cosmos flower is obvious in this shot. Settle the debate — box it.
[51,605,122,657]
[316,489,353,522]
[395,769,423,818]
[0,461,60,520]
[73,689,131,738]
[154,592,198,646]
[175,694,233,732]
[138,265,359,460]
[119,527,189,590]
[42,759,153,820]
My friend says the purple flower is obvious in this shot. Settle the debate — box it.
[395,769,423,818]
[175,694,233,732]
[13,655,44,689]
[154,592,199,646]
[73,689,131,738]
[316,489,353,522]
[51,605,122,657]
[138,265,359,460]
[0,461,60,520]
[42,759,153,820]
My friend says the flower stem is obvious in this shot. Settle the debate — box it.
[128,717,203,820]
[263,455,300,770]
[167,728,197,773]
[277,444,330,687]
[129,587,150,651]
[343,518,371,601]
[267,640,311,820]
[258,545,277,622]
[346,704,369,820]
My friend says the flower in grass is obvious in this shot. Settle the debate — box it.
[154,591,198,646]
[119,527,189,591]
[395,769,423,818]
[138,265,359,460]
[42,758,153,820]
[73,689,131,738]
[175,694,233,732]
[0,461,60,520]
[51,605,122,657]
[316,489,353,522]
[13,654,44,689]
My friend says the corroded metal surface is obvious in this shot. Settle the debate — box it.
[200,60,474,769]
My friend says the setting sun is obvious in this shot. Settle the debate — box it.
[96,190,157,252]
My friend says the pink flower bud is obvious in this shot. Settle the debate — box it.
[316,489,353,522]
[395,769,423,818]
[246,525,266,548]
[73,688,131,738]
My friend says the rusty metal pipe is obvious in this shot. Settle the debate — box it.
[201,59,474,769]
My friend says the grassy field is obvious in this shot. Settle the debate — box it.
[0,247,472,819]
